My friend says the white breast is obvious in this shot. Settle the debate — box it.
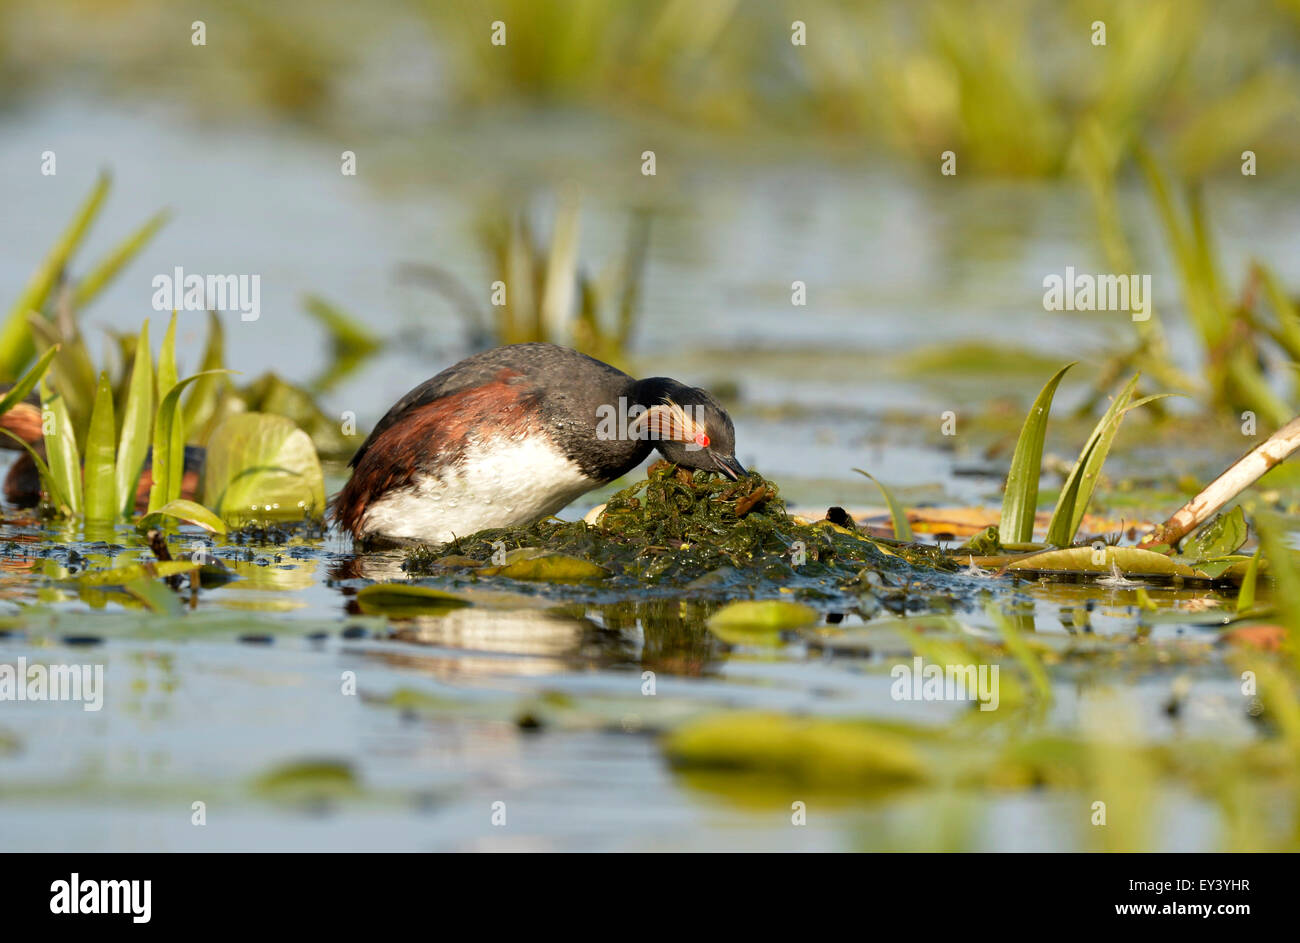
[358,432,597,544]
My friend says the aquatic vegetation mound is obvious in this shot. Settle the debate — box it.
[404,462,954,595]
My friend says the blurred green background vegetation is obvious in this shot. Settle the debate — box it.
[1,0,1295,179]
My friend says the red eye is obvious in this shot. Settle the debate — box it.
[694,432,710,448]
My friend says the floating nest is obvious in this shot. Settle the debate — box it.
[404,461,955,593]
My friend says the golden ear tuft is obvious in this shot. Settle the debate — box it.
[628,399,706,443]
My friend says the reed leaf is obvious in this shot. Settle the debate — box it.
[301,295,381,393]
[40,379,83,516]
[148,371,228,513]
[83,371,117,521]
[1045,374,1138,546]
[27,313,95,438]
[156,312,179,404]
[1236,546,1262,616]
[182,311,228,433]
[115,320,154,516]
[854,468,913,541]
[999,362,1075,543]
[0,346,58,417]
[0,172,109,379]
[1257,262,1300,361]
[72,210,170,311]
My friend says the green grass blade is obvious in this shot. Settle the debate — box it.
[854,468,913,541]
[1045,374,1139,546]
[0,346,58,417]
[27,313,96,437]
[83,371,117,521]
[1236,546,1262,615]
[999,362,1075,543]
[156,312,178,405]
[72,210,170,311]
[0,172,110,380]
[40,379,83,516]
[115,320,154,516]
[182,311,228,433]
[148,370,229,512]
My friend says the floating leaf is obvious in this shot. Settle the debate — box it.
[356,582,472,615]
[708,599,818,632]
[122,577,183,615]
[853,468,913,541]
[201,412,325,520]
[479,548,610,581]
[253,759,360,801]
[73,559,201,587]
[1000,363,1075,543]
[82,371,117,521]
[664,712,929,790]
[137,498,227,534]
[1007,546,1196,577]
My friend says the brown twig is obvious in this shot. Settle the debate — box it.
[1140,414,1300,548]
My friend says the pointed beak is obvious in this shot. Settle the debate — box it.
[714,453,747,480]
